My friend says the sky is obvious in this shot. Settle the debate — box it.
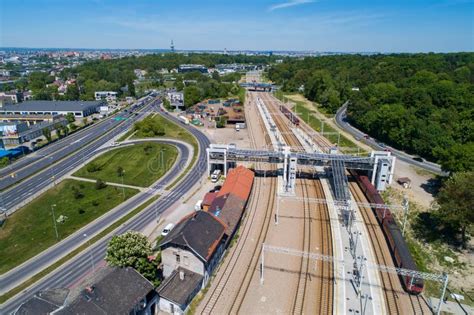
[0,0,473,52]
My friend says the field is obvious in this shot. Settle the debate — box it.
[0,179,138,274]
[73,142,178,187]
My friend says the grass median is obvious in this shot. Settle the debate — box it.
[73,142,178,187]
[130,114,199,190]
[0,179,138,275]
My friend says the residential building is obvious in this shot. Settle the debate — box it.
[159,211,226,283]
[16,267,159,315]
[57,267,158,315]
[157,267,203,314]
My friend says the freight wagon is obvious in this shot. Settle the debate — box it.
[351,171,424,295]
[279,105,300,125]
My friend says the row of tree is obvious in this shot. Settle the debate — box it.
[267,53,474,173]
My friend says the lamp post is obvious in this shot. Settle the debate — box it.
[121,170,125,200]
[51,204,59,240]
[83,233,95,273]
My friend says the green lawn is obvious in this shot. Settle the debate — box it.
[73,143,178,187]
[275,92,363,154]
[0,179,138,274]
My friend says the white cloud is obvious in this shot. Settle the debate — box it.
[269,0,315,11]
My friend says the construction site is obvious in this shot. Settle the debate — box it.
[193,72,450,315]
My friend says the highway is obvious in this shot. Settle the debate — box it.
[0,96,152,190]
[0,111,210,314]
[335,102,447,176]
[0,98,155,215]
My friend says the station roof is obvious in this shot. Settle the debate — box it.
[1,100,103,112]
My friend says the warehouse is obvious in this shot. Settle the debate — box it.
[0,100,102,118]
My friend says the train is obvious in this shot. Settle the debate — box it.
[351,170,424,295]
[279,105,300,126]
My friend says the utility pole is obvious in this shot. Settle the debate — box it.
[51,204,59,240]
[402,195,409,235]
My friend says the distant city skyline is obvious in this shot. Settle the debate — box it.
[1,0,473,53]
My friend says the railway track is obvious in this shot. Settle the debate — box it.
[349,181,403,314]
[263,91,334,314]
[291,179,312,314]
[198,91,276,314]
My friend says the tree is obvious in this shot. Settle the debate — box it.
[65,113,75,123]
[117,166,124,177]
[183,85,202,108]
[0,157,10,168]
[105,231,159,285]
[42,128,52,142]
[435,172,474,247]
[65,83,80,100]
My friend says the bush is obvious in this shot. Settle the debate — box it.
[71,185,85,199]
[86,163,101,173]
[95,179,107,190]
[78,208,86,214]
[91,200,100,206]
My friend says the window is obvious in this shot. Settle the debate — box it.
[184,256,189,266]
[175,254,180,263]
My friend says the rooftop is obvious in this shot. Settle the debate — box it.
[1,100,103,112]
[216,166,254,201]
[209,193,247,237]
[56,267,154,315]
[15,288,69,315]
[157,267,203,308]
[160,211,226,262]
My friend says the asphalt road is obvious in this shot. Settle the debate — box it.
[0,99,155,215]
[335,102,447,176]
[0,95,153,189]
[0,111,210,314]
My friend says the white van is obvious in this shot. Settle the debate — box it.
[211,170,221,183]
[161,223,174,236]
[194,200,203,211]
[235,124,240,132]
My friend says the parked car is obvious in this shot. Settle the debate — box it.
[161,223,174,236]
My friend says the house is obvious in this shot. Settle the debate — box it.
[14,288,69,315]
[159,211,226,284]
[56,267,158,315]
[157,267,203,314]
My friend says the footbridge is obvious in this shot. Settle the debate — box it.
[207,144,395,193]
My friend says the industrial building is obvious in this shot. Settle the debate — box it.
[0,117,67,145]
[94,91,118,102]
[0,100,102,118]
[178,64,208,73]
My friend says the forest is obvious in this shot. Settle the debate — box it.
[267,53,474,173]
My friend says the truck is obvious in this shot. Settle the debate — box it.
[178,115,189,125]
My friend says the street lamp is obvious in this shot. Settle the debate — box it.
[121,170,126,200]
[83,233,95,273]
[51,204,59,240]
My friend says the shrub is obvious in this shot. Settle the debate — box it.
[95,179,107,190]
[87,163,101,173]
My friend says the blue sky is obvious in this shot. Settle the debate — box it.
[1,0,473,52]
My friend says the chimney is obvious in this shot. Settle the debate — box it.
[179,271,185,280]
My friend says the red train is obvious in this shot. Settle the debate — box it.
[351,171,424,295]
[279,105,300,125]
